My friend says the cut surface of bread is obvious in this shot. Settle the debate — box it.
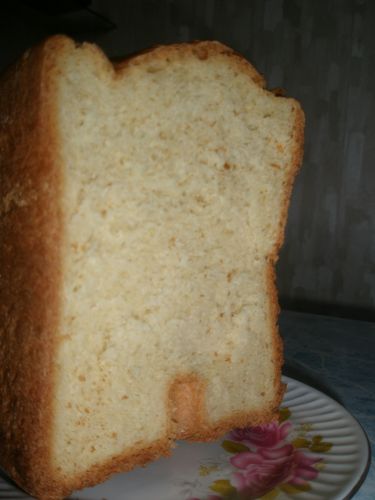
[0,37,304,499]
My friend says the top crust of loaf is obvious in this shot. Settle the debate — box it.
[0,35,304,499]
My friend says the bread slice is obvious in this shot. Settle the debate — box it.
[0,36,304,499]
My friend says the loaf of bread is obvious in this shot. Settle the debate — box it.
[0,36,304,499]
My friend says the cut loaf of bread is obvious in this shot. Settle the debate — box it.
[0,36,304,499]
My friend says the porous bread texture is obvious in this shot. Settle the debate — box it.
[0,36,304,499]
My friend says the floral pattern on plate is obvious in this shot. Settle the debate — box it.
[187,406,332,499]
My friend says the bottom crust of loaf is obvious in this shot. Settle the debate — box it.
[16,373,285,500]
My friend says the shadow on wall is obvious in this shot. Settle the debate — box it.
[279,297,375,323]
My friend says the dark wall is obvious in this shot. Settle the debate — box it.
[1,0,374,320]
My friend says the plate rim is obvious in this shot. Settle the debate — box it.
[282,375,372,500]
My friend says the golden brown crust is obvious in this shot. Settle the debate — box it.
[112,39,266,88]
[0,38,66,497]
[0,35,304,499]
[263,99,305,419]
[267,99,305,409]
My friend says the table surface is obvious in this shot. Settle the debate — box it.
[280,310,375,499]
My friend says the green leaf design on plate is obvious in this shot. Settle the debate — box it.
[221,440,250,453]
[292,437,311,448]
[309,435,333,453]
[299,422,313,433]
[280,482,311,493]
[210,479,236,495]
[199,464,219,476]
[279,407,291,422]
[260,488,280,499]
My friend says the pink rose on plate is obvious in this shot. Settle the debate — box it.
[229,421,292,448]
[231,444,320,499]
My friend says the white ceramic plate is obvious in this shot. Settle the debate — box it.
[0,376,370,499]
